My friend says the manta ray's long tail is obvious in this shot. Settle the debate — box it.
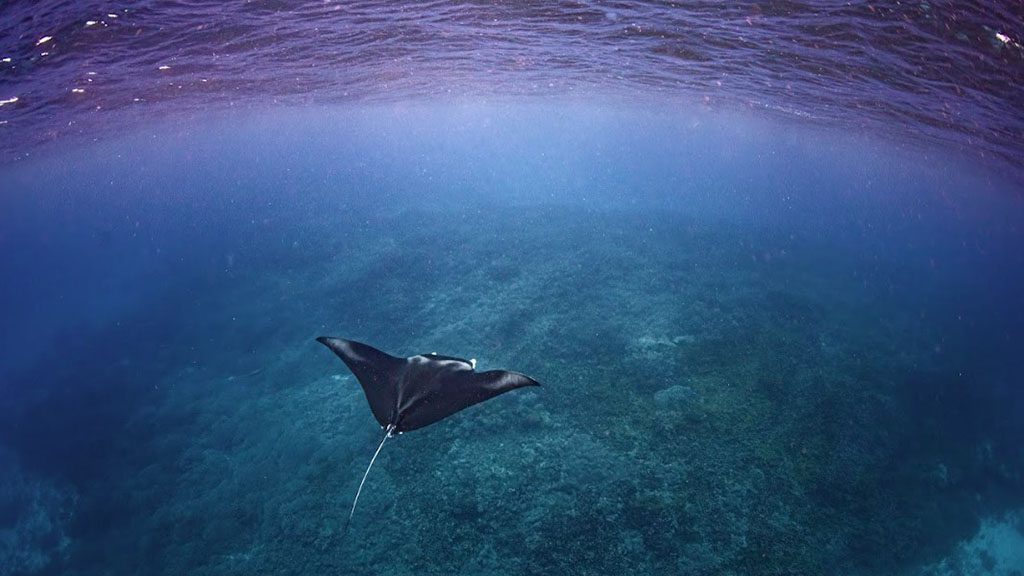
[343,425,394,536]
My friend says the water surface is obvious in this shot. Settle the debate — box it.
[1,1,1022,172]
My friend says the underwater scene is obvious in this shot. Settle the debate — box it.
[1,2,1023,576]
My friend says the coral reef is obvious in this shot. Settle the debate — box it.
[917,510,1024,576]
[0,448,75,576]
[2,204,1021,576]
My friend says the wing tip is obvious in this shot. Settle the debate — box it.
[515,372,542,387]
[316,336,347,348]
[316,336,352,357]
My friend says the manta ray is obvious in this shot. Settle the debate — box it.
[316,337,540,531]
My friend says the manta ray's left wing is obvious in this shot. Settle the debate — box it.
[316,337,406,427]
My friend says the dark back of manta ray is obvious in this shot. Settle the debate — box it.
[316,336,541,432]
[316,337,541,533]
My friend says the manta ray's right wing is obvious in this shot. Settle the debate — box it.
[398,368,541,432]
[316,337,406,427]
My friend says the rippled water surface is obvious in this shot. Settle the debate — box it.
[0,0,1022,171]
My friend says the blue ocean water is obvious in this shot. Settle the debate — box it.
[2,3,1024,576]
